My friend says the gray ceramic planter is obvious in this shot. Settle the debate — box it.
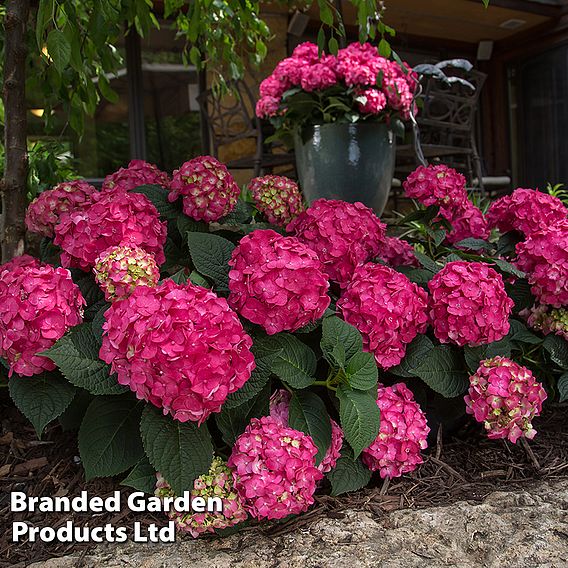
[294,122,395,215]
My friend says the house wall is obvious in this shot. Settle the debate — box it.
[482,14,568,185]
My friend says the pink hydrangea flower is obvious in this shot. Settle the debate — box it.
[291,42,321,63]
[428,261,514,347]
[269,389,343,473]
[100,279,255,424]
[300,60,337,92]
[0,260,85,377]
[0,255,41,274]
[54,191,167,270]
[486,188,567,237]
[102,160,170,192]
[169,156,240,222]
[403,165,469,210]
[362,382,430,479]
[93,244,160,302]
[378,236,419,267]
[228,230,330,334]
[337,263,429,369]
[287,199,386,288]
[515,220,568,307]
[445,202,490,244]
[155,457,247,538]
[255,95,281,118]
[248,175,304,226]
[522,304,568,341]
[228,416,323,520]
[384,76,414,118]
[257,41,416,123]
[259,75,288,98]
[465,357,547,443]
[25,180,97,238]
[356,89,387,115]
[335,42,391,87]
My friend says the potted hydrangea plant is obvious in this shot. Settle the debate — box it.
[256,41,416,214]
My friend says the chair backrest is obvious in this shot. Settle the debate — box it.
[196,80,260,156]
[417,68,487,147]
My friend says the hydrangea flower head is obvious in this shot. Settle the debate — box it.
[248,175,304,226]
[403,165,469,209]
[93,244,160,302]
[256,95,281,118]
[445,202,490,245]
[228,416,323,520]
[256,41,415,119]
[269,389,343,473]
[54,190,167,270]
[337,263,429,369]
[228,230,330,334]
[428,261,513,347]
[169,156,240,222]
[378,236,419,267]
[102,160,170,192]
[515,220,568,307]
[362,382,430,478]
[486,188,567,237]
[356,89,388,114]
[0,260,85,376]
[523,304,568,341]
[25,180,97,238]
[100,279,255,424]
[300,58,338,92]
[155,458,247,538]
[465,357,547,443]
[287,199,386,287]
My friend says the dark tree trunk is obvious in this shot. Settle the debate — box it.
[1,0,30,263]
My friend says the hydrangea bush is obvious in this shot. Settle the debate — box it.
[256,41,415,144]
[1,157,567,539]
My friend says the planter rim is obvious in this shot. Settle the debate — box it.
[298,121,393,131]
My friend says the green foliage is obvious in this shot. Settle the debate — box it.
[390,335,434,378]
[268,334,317,389]
[42,324,127,396]
[141,405,213,494]
[288,391,332,465]
[132,184,182,221]
[543,335,568,370]
[9,372,76,437]
[79,395,144,479]
[344,352,378,390]
[558,373,568,403]
[546,182,568,207]
[121,456,157,494]
[413,345,469,398]
[216,384,270,446]
[223,345,274,409]
[186,231,235,291]
[336,385,380,458]
[58,389,94,431]
[321,316,363,368]
[28,0,271,136]
[327,444,371,496]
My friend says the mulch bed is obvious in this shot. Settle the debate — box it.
[1,386,567,567]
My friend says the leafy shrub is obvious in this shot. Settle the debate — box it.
[1,159,567,537]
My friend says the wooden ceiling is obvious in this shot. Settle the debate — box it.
[301,0,556,44]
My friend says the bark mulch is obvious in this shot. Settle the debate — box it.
[1,387,567,567]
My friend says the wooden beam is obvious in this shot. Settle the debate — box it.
[464,0,564,17]
[495,13,568,58]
